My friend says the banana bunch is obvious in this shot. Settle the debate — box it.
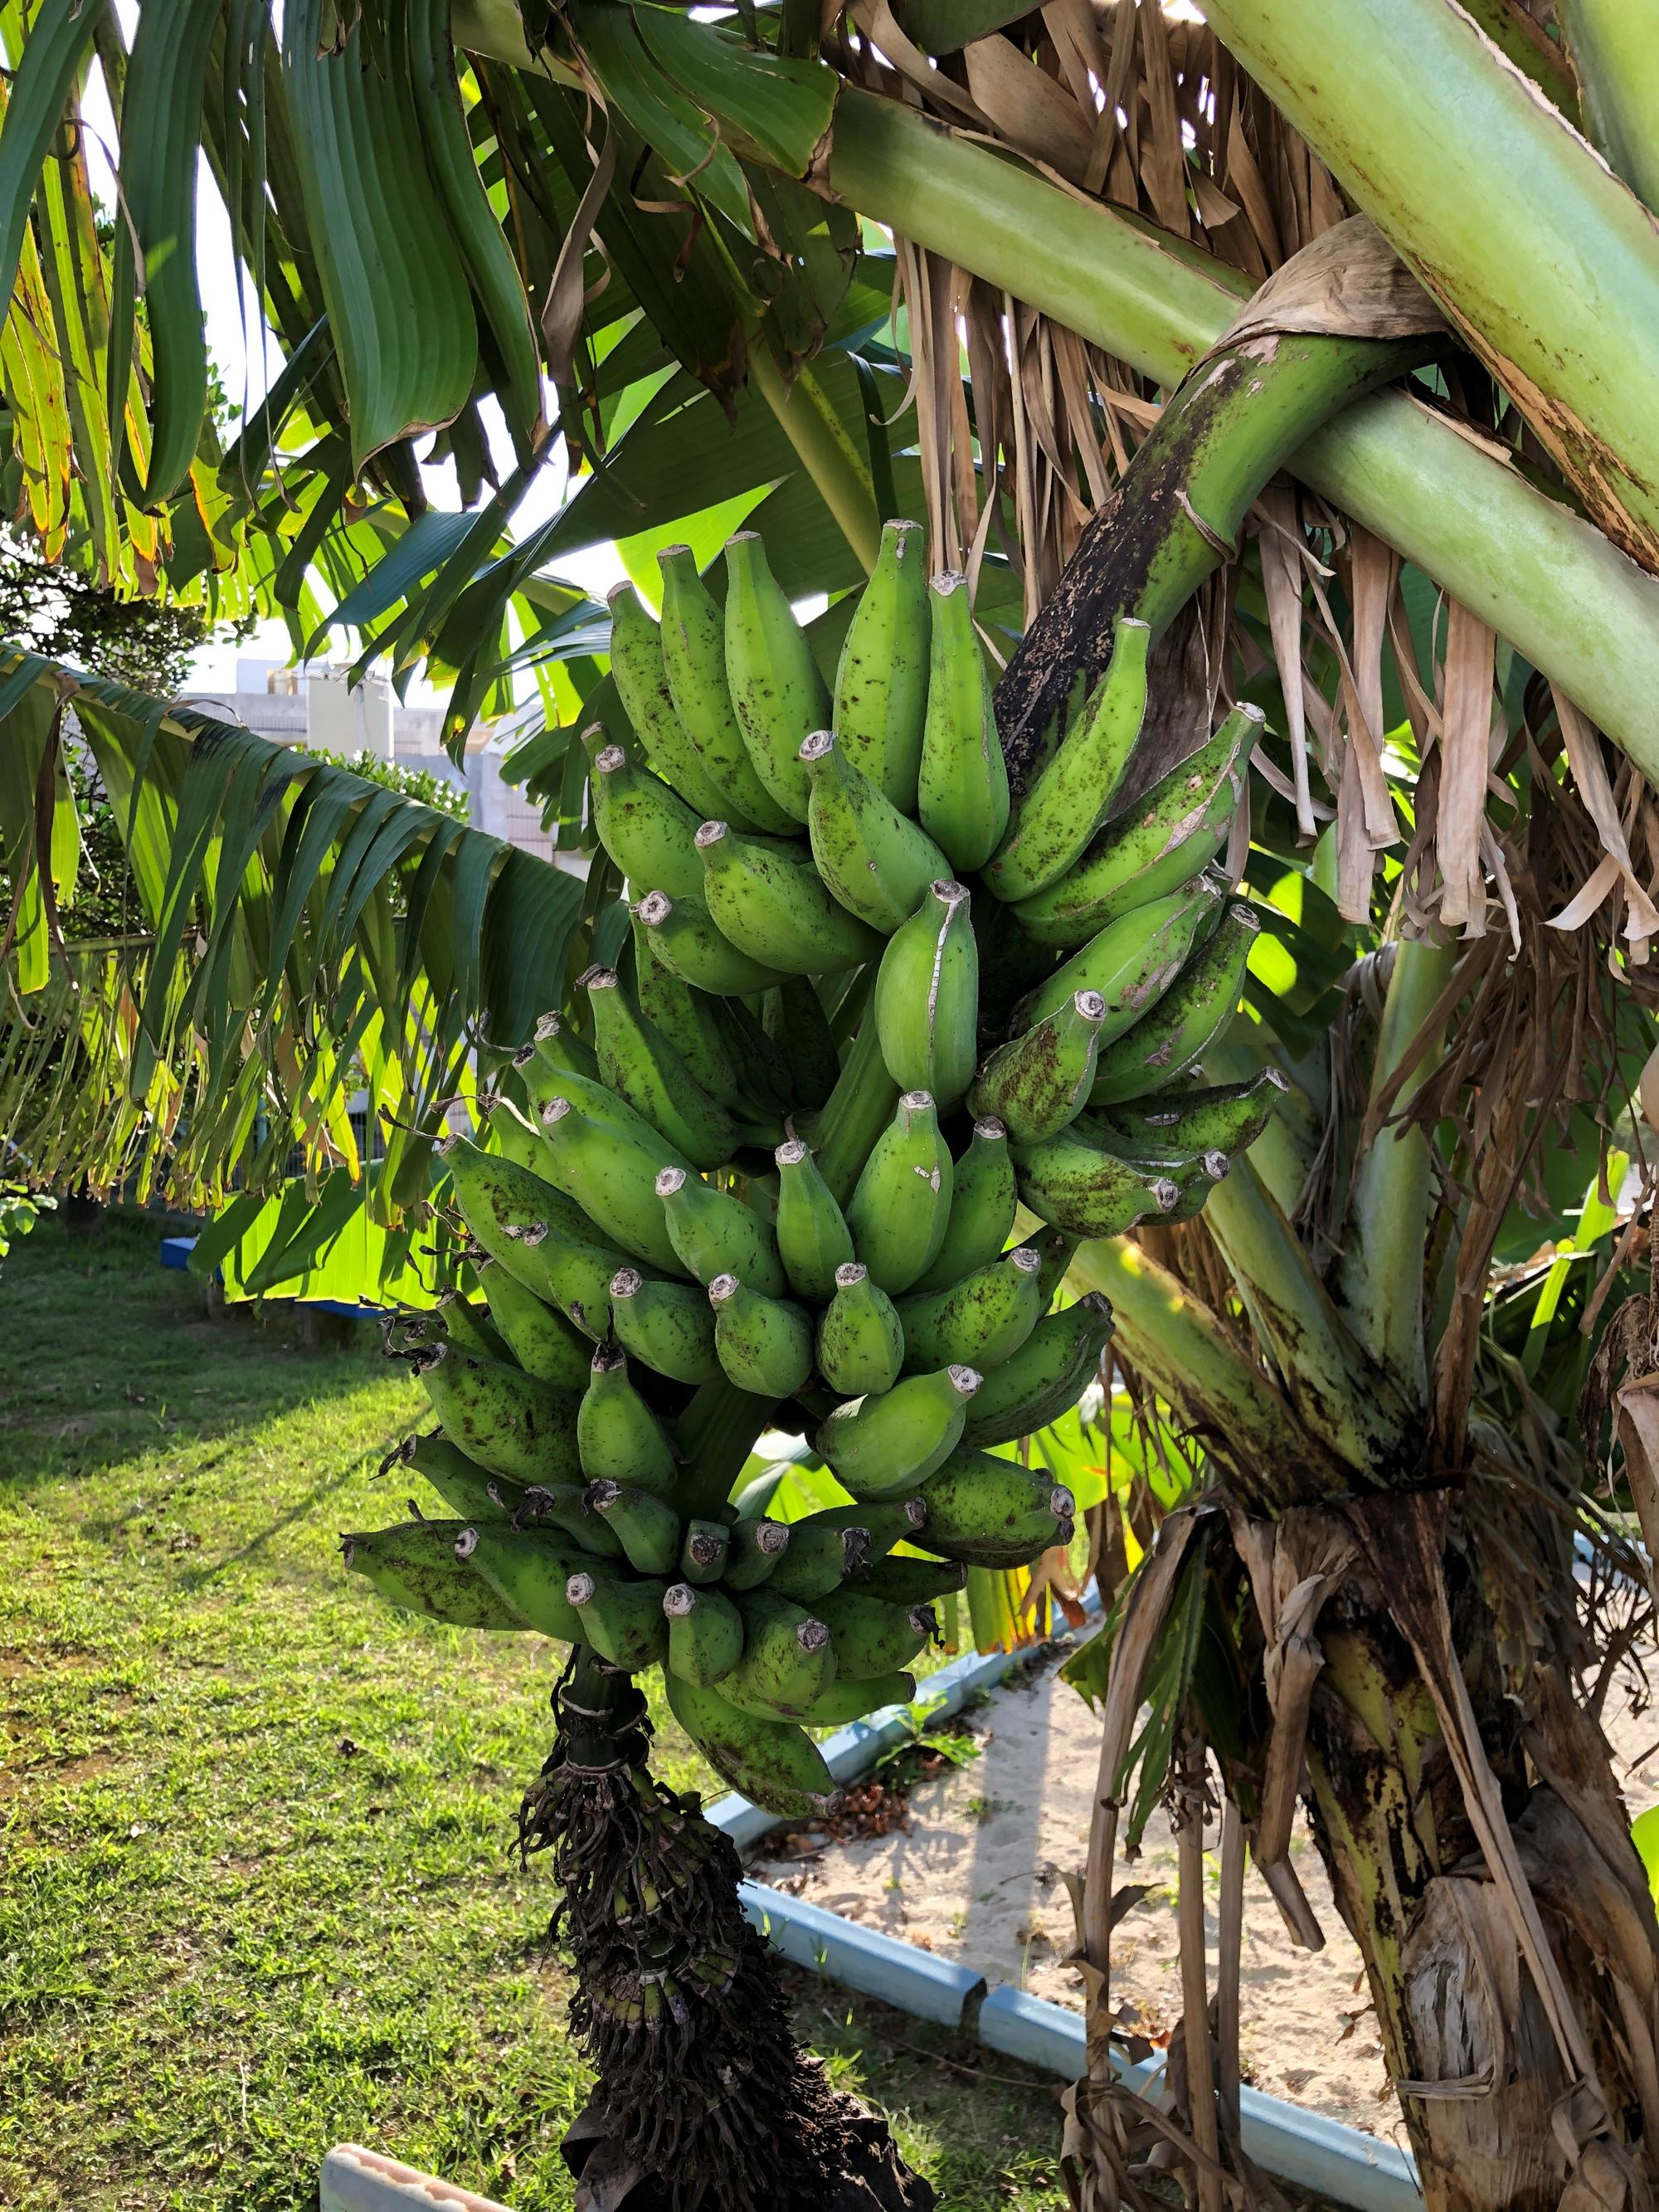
[344,522,1282,1817]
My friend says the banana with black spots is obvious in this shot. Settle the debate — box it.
[917,570,1008,872]
[852,1554,968,1605]
[658,543,797,834]
[813,1588,937,1677]
[461,1522,591,1638]
[583,963,738,1172]
[832,517,929,810]
[609,1265,721,1385]
[584,1479,683,1576]
[708,1273,815,1397]
[663,1669,841,1817]
[723,1587,836,1719]
[1087,901,1262,1104]
[800,727,947,931]
[845,1089,955,1294]
[412,1342,582,1486]
[606,581,736,825]
[959,1292,1113,1449]
[479,1262,592,1389]
[663,1581,745,1685]
[917,1448,1075,1566]
[576,1344,679,1497]
[584,725,706,899]
[872,880,978,1108]
[773,1138,856,1299]
[1010,873,1225,1036]
[815,1364,980,1498]
[910,1117,1018,1294]
[566,1566,670,1669]
[766,1521,871,1604]
[816,1261,906,1396]
[656,1166,787,1298]
[897,1245,1044,1372]
[696,819,883,977]
[1008,1120,1180,1240]
[342,1521,527,1630]
[722,530,830,822]
[1090,1070,1287,1166]
[723,1515,791,1590]
[538,1094,688,1275]
[633,889,792,997]
[969,989,1107,1143]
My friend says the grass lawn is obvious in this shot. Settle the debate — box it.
[0,1209,1070,2211]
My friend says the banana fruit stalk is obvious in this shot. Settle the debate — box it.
[351,520,1277,1818]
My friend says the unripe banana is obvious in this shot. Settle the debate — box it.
[477,1216,622,1344]
[538,1094,687,1275]
[798,1673,918,1724]
[404,1436,622,1557]
[585,728,706,899]
[514,1047,669,1155]
[766,1521,871,1604]
[1031,1229,1078,1310]
[832,517,929,810]
[799,1495,928,1562]
[584,1479,683,1576]
[1091,1069,1287,1165]
[1008,1122,1180,1240]
[656,1165,787,1297]
[529,1009,601,1085]
[917,1448,1076,1566]
[814,1587,937,1676]
[816,1260,906,1396]
[985,615,1151,900]
[664,1581,745,1685]
[724,1586,837,1718]
[663,1669,841,1817]
[441,1136,617,1267]
[577,1344,679,1498]
[634,889,792,997]
[566,1565,670,1669]
[800,727,947,933]
[606,582,737,825]
[658,543,798,834]
[960,1292,1113,1449]
[917,570,1009,871]
[1087,899,1260,1104]
[583,963,738,1172]
[723,1515,791,1590]
[815,1364,980,1498]
[481,1090,562,1181]
[1011,875,1226,1036]
[872,880,978,1108]
[680,1518,731,1585]
[761,981,841,1112]
[635,944,745,1110]
[969,989,1107,1143]
[1158,1147,1233,1221]
[774,1137,856,1299]
[696,818,883,977]
[342,1520,528,1631]
[609,1264,721,1386]
[460,1522,590,1638]
[909,1117,1017,1294]
[479,1263,592,1389]
[845,1089,955,1293]
[722,530,830,821]
[413,1342,582,1485]
[1011,704,1262,949]
[852,1554,968,1605]
[897,1245,1044,1372]
[708,1272,815,1397]
[435,1286,508,1363]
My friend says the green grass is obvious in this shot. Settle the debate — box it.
[0,1211,1068,2211]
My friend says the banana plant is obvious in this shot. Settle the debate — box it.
[7,6,1659,2211]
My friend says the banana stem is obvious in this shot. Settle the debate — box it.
[1557,0,1659,212]
[674,1378,780,1521]
[1335,938,1456,1404]
[748,347,882,576]
[810,1012,900,1205]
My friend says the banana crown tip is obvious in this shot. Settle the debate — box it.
[1075,989,1107,1021]
[637,890,674,925]
[1204,1150,1231,1180]
[930,568,966,596]
[577,963,619,991]
[1049,1484,1076,1518]
[907,1603,938,1635]
[727,529,761,545]
[567,1571,597,1605]
[1081,1291,1112,1316]
[973,1115,1007,1142]
[1151,1178,1181,1212]
[435,1131,460,1157]
[948,1364,983,1396]
[542,1097,572,1126]
[658,541,691,562]
[834,1261,868,1289]
[533,1011,562,1041]
[656,1166,688,1196]
[1265,1065,1292,1090]
[1231,902,1261,930]
[1010,1246,1042,1274]
[900,1089,936,1112]
[756,1519,791,1556]
[930,878,968,903]
[594,743,626,773]
[693,819,729,848]
[578,719,606,744]
[511,1045,538,1073]
[798,728,835,763]
[664,1582,697,1617]
[604,581,634,608]
[611,1267,644,1298]
[775,1138,809,1167]
[585,1478,622,1509]
[708,1272,740,1304]
[796,1618,831,1654]
[591,1344,628,1376]
[520,1222,550,1248]
[454,1526,481,1562]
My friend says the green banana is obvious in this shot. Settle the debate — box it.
[1008,1122,1180,1239]
[633,889,792,998]
[917,1449,1076,1566]
[606,581,736,825]
[761,981,840,1112]
[722,530,830,822]
[566,1566,670,1669]
[680,1519,731,1585]
[800,728,946,931]
[479,1263,592,1388]
[662,1669,841,1817]
[481,1090,561,1179]
[1010,704,1262,949]
[725,1586,836,1718]
[814,1587,937,1677]
[723,1515,791,1590]
[969,988,1107,1143]
[479,1216,623,1344]
[852,1554,967,1605]
[585,727,707,900]
[985,615,1151,901]
[1090,1069,1287,1165]
[708,1273,815,1397]
[441,1136,616,1265]
[917,569,1008,872]
[1087,901,1261,1104]
[635,945,744,1110]
[1032,1229,1078,1309]
[960,1293,1114,1449]
[872,880,978,1108]
[435,1287,508,1363]
[1010,874,1225,1035]
[513,1050,670,1157]
[816,1261,906,1396]
[909,1117,1017,1294]
[663,1581,745,1685]
[412,1342,582,1485]
[845,1089,955,1293]
[656,1166,787,1298]
[766,1521,870,1603]
[696,819,883,977]
[584,1479,683,1576]
[538,1094,687,1275]
[402,1433,612,1547]
[577,1345,679,1498]
[798,1673,918,1724]
[529,1010,601,1085]
[460,1522,590,1639]
[831,516,929,811]
[342,1521,527,1631]
[609,1264,721,1385]
[815,1364,980,1498]
[799,1496,928,1562]
[1158,1147,1233,1221]
[584,963,738,1172]
[658,543,797,834]
[896,1245,1044,1372]
[773,1137,856,1299]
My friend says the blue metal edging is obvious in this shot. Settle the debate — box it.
[739,1881,985,2028]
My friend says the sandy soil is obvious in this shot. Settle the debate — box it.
[750,1640,1659,2144]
